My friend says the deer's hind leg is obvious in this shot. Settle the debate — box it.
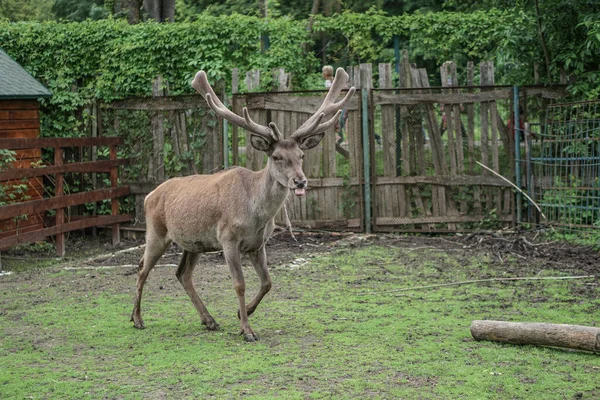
[131,231,170,329]
[176,250,218,331]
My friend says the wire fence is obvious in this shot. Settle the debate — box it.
[527,100,600,237]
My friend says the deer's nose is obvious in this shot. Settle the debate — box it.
[293,178,307,189]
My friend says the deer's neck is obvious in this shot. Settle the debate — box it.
[253,165,289,220]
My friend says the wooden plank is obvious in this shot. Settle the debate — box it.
[0,100,39,110]
[247,95,359,113]
[12,148,41,159]
[0,186,130,220]
[375,175,510,187]
[0,129,40,138]
[287,218,361,230]
[0,119,39,130]
[375,214,512,226]
[0,214,132,250]
[467,62,482,216]
[322,125,336,178]
[373,89,512,106]
[0,110,39,120]
[0,222,46,241]
[378,63,396,177]
[149,76,166,183]
[105,95,207,111]
[0,137,123,150]
[0,213,44,233]
[0,159,129,181]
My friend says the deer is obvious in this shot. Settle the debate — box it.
[131,67,355,342]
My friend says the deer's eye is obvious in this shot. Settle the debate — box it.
[272,155,281,161]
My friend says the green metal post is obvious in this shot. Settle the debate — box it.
[362,88,372,233]
[513,86,522,224]
[222,90,230,169]
[393,35,400,77]
[223,119,229,169]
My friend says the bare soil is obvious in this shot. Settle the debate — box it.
[3,229,598,299]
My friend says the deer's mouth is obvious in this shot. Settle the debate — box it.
[293,188,306,196]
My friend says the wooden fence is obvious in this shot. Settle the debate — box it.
[231,61,568,232]
[232,74,364,230]
[98,87,221,227]
[88,62,567,234]
[0,137,130,255]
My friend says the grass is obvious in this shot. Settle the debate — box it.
[1,242,599,399]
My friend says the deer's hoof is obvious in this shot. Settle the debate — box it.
[133,320,146,329]
[243,333,258,342]
[203,318,219,331]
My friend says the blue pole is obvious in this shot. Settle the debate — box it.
[513,86,522,224]
[362,88,372,233]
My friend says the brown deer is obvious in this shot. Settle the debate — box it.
[131,67,355,342]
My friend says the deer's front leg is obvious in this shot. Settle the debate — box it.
[223,243,258,342]
[244,246,271,317]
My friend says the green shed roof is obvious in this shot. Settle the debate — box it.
[0,49,52,99]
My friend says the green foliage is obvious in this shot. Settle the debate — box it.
[0,16,315,138]
[0,0,54,21]
[313,7,536,81]
[52,0,108,21]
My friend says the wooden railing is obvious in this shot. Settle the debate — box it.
[0,137,131,256]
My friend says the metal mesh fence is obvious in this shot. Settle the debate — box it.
[527,100,600,236]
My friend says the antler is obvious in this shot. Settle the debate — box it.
[191,71,282,141]
[291,67,356,141]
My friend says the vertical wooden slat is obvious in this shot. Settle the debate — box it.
[418,68,440,223]
[480,62,492,212]
[150,76,166,182]
[378,63,399,220]
[467,62,482,217]
[54,147,65,256]
[110,144,120,246]
[244,70,264,171]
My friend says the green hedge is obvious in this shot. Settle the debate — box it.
[0,10,536,138]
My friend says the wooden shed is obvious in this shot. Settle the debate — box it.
[0,49,52,239]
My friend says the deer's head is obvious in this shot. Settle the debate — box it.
[192,68,355,196]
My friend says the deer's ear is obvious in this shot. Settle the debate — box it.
[296,132,325,150]
[250,134,272,152]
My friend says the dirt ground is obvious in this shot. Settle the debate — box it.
[2,229,598,295]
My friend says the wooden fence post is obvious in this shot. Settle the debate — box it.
[110,144,120,246]
[150,75,167,183]
[245,70,265,172]
[54,146,65,256]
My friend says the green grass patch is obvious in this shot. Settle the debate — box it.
[1,243,599,399]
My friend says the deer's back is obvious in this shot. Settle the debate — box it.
[144,167,269,252]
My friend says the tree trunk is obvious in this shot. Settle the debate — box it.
[128,0,141,24]
[143,0,174,22]
[534,0,552,82]
[471,320,600,353]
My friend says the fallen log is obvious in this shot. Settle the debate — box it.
[470,320,600,353]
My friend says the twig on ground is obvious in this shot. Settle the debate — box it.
[357,275,596,296]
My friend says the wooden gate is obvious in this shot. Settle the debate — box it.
[370,62,516,232]
[232,89,364,231]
